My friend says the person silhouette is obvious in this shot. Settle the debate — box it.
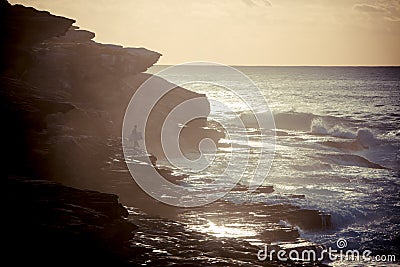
[130,125,142,149]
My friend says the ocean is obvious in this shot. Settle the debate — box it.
[147,65,399,263]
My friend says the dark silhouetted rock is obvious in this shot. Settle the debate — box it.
[64,28,95,42]
[2,177,141,266]
[0,1,74,74]
[285,209,332,230]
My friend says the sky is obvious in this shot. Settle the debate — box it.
[9,0,400,66]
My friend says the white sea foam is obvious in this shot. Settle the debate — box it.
[310,118,378,147]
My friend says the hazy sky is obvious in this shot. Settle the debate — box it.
[10,0,400,65]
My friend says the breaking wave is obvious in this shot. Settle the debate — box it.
[311,118,379,147]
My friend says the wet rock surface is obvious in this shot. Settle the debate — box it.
[179,200,332,241]
[2,177,330,266]
[74,137,333,265]
[127,207,328,266]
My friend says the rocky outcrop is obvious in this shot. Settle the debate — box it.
[1,1,222,191]
[0,2,335,266]
[0,76,75,176]
[0,0,74,75]
[1,177,328,267]
[126,206,328,266]
[2,177,141,266]
[285,209,332,230]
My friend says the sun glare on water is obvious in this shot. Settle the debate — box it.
[203,220,257,238]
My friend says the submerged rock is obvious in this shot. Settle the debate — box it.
[285,209,332,230]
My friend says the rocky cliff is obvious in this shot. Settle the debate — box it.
[0,2,333,266]
[0,1,225,264]
[2,177,142,266]
[1,0,222,192]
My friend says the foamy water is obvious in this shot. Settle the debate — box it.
[149,66,400,259]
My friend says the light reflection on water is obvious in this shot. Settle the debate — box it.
[190,220,258,239]
[149,66,400,260]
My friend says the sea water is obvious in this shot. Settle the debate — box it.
[148,66,399,259]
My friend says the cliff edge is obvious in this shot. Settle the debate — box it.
[1,0,222,191]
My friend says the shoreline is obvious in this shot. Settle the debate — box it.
[2,1,398,266]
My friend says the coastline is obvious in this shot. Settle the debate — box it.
[2,1,398,266]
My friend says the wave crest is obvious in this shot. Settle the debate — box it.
[311,118,378,148]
